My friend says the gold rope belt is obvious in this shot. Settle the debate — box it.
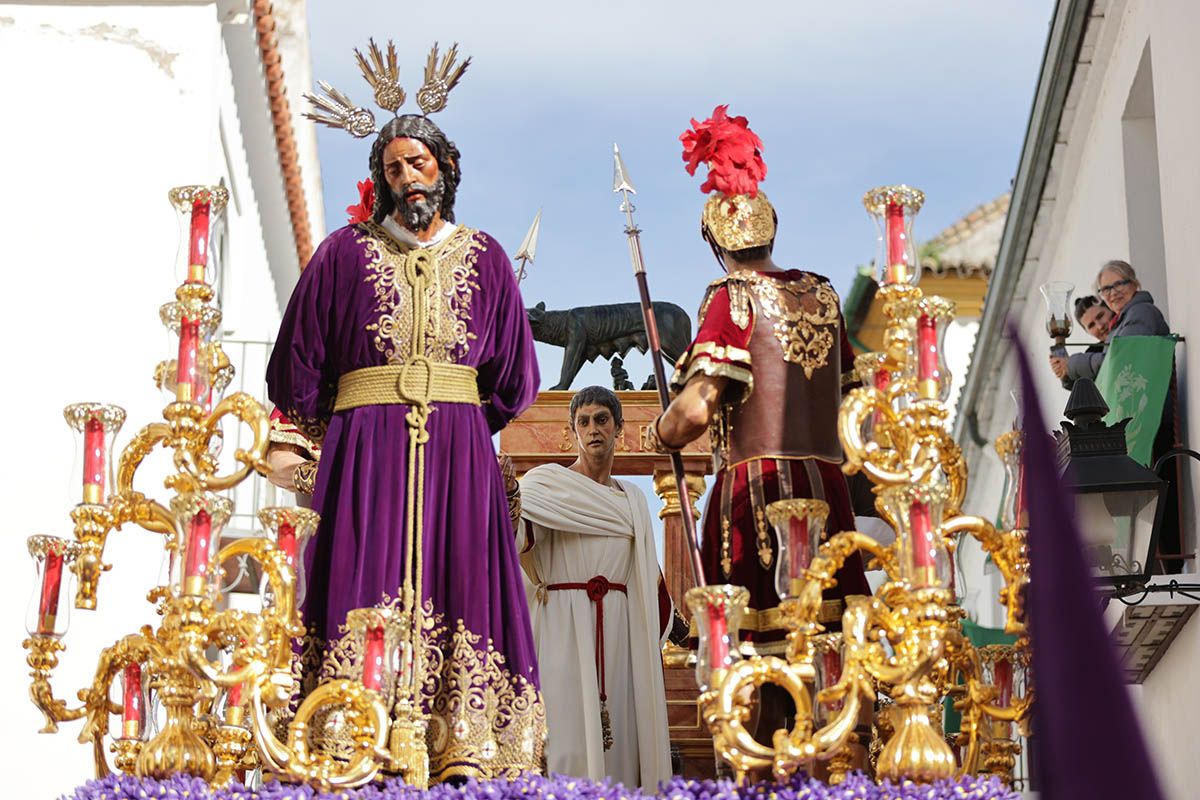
[333,361,481,412]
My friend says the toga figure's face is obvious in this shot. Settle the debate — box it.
[572,403,622,461]
[382,137,445,232]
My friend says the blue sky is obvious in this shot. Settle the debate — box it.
[307,1,1053,391]
[305,0,1053,552]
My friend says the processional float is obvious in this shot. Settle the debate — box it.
[23,176,1033,789]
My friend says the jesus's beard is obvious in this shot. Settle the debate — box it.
[391,175,446,233]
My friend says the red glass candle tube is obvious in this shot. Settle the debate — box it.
[873,368,891,427]
[822,647,844,713]
[788,517,811,580]
[187,199,210,284]
[183,509,213,596]
[909,499,938,587]
[82,415,105,505]
[885,202,908,284]
[706,600,729,672]
[277,520,297,569]
[993,654,1014,736]
[362,623,386,692]
[994,656,1013,708]
[176,317,201,403]
[37,549,65,636]
[917,313,940,399]
[224,680,244,726]
[122,662,143,739]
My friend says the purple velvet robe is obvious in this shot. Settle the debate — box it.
[266,221,544,781]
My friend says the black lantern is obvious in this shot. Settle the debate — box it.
[1054,379,1167,589]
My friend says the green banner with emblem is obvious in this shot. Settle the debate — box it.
[1093,335,1175,466]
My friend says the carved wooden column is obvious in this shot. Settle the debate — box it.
[652,470,707,618]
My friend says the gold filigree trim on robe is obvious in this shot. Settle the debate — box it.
[300,597,546,782]
[270,414,323,459]
[358,223,484,365]
[281,393,334,446]
[424,618,546,782]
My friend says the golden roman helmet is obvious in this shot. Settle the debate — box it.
[701,191,776,252]
[681,105,776,253]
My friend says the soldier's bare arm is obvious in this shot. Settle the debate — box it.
[654,373,727,449]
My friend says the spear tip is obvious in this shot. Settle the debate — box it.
[612,142,637,195]
[514,208,542,266]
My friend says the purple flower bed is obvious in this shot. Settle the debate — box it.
[62,773,1020,800]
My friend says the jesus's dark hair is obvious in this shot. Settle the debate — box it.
[368,115,462,224]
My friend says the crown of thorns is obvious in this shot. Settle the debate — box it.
[303,40,471,138]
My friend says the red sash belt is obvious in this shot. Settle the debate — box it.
[545,575,627,701]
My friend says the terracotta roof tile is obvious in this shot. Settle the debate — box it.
[254,0,313,267]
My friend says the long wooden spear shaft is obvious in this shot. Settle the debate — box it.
[612,143,706,588]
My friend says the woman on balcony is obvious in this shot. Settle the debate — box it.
[1049,260,1168,383]
[1052,259,1181,571]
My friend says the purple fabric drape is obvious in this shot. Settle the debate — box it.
[1016,331,1165,800]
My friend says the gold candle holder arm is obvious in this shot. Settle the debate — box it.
[197,393,272,492]
[114,422,175,535]
[940,515,1029,635]
[24,637,88,733]
[839,387,912,486]
[70,504,117,611]
[707,658,806,779]
[248,678,391,791]
[946,633,1031,783]
[958,640,1033,730]
[808,598,876,757]
[797,531,901,625]
[78,632,162,776]
[706,536,895,781]
[70,489,174,610]
[183,538,300,689]
[181,616,268,691]
[936,442,968,517]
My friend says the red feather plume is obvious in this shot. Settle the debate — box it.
[346,178,375,224]
[680,105,767,198]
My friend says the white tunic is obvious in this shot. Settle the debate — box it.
[517,464,672,789]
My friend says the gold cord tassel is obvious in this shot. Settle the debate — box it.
[600,699,613,752]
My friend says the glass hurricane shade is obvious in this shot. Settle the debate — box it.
[25,536,79,638]
[64,403,125,506]
[685,585,749,692]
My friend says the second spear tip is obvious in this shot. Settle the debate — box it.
[612,143,637,195]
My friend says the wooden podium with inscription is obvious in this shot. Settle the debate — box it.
[499,390,719,777]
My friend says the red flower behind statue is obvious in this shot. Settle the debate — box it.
[345,178,375,224]
[680,105,767,198]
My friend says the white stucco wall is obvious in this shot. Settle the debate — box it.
[961,2,1200,798]
[0,2,316,792]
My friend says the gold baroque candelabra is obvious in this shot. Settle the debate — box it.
[687,185,1032,785]
[21,185,394,792]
